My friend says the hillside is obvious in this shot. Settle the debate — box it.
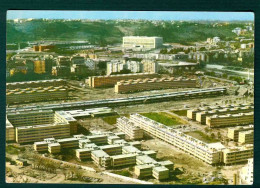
[7,19,250,45]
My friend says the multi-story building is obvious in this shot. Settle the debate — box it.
[238,130,254,144]
[222,145,253,165]
[88,73,158,88]
[128,114,226,165]
[34,132,174,181]
[15,123,70,144]
[6,110,76,143]
[34,60,46,74]
[123,36,163,49]
[125,61,142,73]
[206,112,254,128]
[117,117,144,140]
[107,61,125,75]
[227,125,254,141]
[141,60,159,73]
[196,106,253,125]
[115,77,198,93]
[240,158,253,185]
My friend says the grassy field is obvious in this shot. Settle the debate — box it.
[185,131,219,143]
[6,145,20,155]
[111,169,132,177]
[140,112,182,126]
[172,110,187,116]
[102,115,120,125]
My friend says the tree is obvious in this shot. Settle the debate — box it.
[160,48,168,54]
[217,132,221,140]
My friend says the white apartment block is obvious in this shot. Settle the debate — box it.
[129,114,225,165]
[240,158,253,185]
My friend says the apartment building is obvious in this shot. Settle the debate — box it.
[48,143,61,154]
[15,123,70,144]
[134,164,153,179]
[34,132,174,181]
[115,77,198,93]
[91,150,111,168]
[117,117,144,140]
[129,114,225,165]
[152,166,169,180]
[238,130,254,144]
[99,145,122,156]
[206,112,254,128]
[240,158,253,185]
[6,86,68,104]
[107,61,125,75]
[123,36,163,49]
[6,118,15,142]
[222,145,253,165]
[88,73,158,88]
[187,104,253,121]
[7,110,77,143]
[56,137,79,149]
[76,148,93,161]
[6,79,67,90]
[196,106,253,125]
[141,60,159,73]
[33,141,49,152]
[111,154,137,168]
[227,125,254,141]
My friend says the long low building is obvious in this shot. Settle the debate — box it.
[6,110,77,143]
[88,73,159,88]
[6,79,67,90]
[6,86,68,104]
[187,103,253,121]
[16,123,70,144]
[128,113,253,165]
[222,145,253,165]
[196,106,253,125]
[128,114,225,165]
[115,77,198,93]
[7,87,228,113]
[206,112,254,128]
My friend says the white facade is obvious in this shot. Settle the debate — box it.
[123,36,163,49]
[240,158,253,185]
[107,61,125,75]
[126,61,142,73]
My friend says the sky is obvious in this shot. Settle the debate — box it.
[7,11,254,21]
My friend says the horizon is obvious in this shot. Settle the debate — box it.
[7,11,254,21]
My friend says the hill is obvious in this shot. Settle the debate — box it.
[7,19,250,45]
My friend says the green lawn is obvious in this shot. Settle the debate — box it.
[102,115,120,125]
[172,110,187,116]
[141,112,182,126]
[6,145,20,155]
[111,169,131,177]
[185,131,219,143]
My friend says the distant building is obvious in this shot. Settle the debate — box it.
[123,36,163,49]
[212,37,221,44]
[125,61,142,73]
[232,28,242,36]
[141,59,159,73]
[34,60,45,74]
[107,61,125,75]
